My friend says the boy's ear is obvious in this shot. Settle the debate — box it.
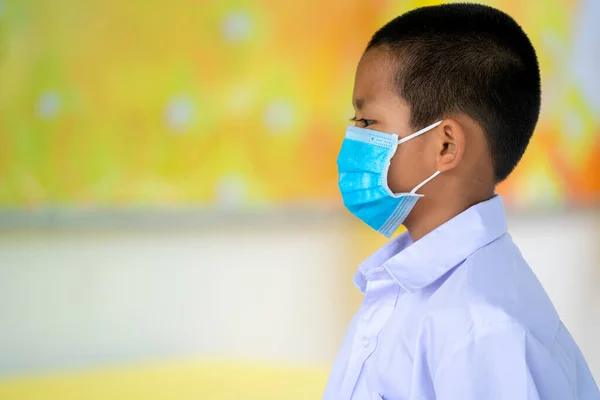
[435,119,465,172]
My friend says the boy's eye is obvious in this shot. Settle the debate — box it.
[350,117,375,128]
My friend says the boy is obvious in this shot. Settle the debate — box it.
[325,3,600,400]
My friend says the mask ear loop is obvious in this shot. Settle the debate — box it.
[411,170,441,194]
[392,120,443,195]
[397,120,442,145]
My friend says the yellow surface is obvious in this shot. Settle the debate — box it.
[0,0,598,207]
[0,362,329,400]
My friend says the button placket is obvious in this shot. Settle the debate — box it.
[344,272,400,399]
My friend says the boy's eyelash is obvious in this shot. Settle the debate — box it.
[350,117,374,127]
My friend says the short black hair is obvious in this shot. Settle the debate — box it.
[367,3,541,182]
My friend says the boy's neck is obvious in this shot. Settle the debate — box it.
[404,194,494,242]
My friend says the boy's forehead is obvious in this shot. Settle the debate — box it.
[353,48,398,108]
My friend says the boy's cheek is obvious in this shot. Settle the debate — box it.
[387,157,412,193]
[394,134,441,187]
[388,147,432,193]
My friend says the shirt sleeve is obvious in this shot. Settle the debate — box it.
[433,320,541,400]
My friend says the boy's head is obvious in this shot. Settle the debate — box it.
[352,3,540,229]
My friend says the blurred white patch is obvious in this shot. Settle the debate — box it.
[540,29,566,60]
[215,175,247,210]
[561,109,585,141]
[37,90,61,119]
[227,85,254,114]
[570,0,600,116]
[520,169,561,209]
[221,11,252,43]
[264,100,295,134]
[165,95,195,132]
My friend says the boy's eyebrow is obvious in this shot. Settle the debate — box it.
[353,98,365,110]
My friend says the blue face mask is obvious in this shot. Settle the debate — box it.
[337,121,442,237]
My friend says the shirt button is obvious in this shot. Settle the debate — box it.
[360,337,371,348]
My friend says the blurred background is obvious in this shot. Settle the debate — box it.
[0,0,598,398]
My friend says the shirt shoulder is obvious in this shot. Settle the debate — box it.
[422,233,560,348]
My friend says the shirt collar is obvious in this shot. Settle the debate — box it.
[354,195,508,293]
